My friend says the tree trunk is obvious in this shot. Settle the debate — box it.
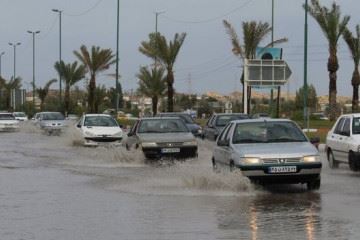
[64,85,70,116]
[329,71,337,121]
[247,86,251,115]
[328,54,339,121]
[88,74,96,113]
[167,69,174,112]
[152,96,158,116]
[352,67,360,113]
[40,99,44,112]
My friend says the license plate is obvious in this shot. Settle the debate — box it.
[268,166,297,173]
[161,148,180,153]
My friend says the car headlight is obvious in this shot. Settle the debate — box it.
[84,131,96,137]
[112,131,123,137]
[241,157,261,165]
[197,128,203,134]
[183,140,197,146]
[303,155,320,163]
[141,142,157,147]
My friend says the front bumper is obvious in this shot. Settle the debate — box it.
[142,146,198,159]
[84,137,122,146]
[0,125,19,132]
[237,163,322,184]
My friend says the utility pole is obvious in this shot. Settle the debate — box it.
[0,52,4,77]
[27,30,40,112]
[270,0,274,117]
[115,0,120,114]
[52,9,63,104]
[304,0,309,129]
[8,42,21,80]
[154,11,165,67]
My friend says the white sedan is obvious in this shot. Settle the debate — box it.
[76,114,123,146]
[0,113,19,131]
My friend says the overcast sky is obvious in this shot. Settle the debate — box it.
[0,0,359,96]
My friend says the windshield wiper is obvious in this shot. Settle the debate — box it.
[234,139,265,143]
[267,138,304,143]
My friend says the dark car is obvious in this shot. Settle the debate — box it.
[156,112,202,137]
[203,113,248,141]
[125,117,198,160]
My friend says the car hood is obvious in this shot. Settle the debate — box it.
[82,126,122,136]
[138,132,195,143]
[233,142,318,158]
[0,120,19,124]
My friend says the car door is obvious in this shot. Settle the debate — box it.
[208,116,218,141]
[214,123,234,165]
[337,117,351,162]
[126,120,140,148]
[329,117,346,161]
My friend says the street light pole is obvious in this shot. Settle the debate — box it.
[52,9,63,103]
[27,30,40,112]
[0,52,5,77]
[304,0,309,130]
[115,0,120,114]
[154,11,165,68]
[8,42,21,80]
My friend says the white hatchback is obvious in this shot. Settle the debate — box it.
[0,113,19,131]
[76,114,123,146]
[326,113,360,171]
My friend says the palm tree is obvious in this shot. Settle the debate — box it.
[54,61,87,115]
[73,45,115,113]
[36,79,57,111]
[343,25,360,113]
[0,77,22,110]
[139,32,186,112]
[137,66,166,116]
[223,20,287,114]
[305,0,350,120]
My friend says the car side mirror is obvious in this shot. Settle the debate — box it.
[217,139,229,147]
[310,137,320,144]
[76,124,81,128]
[127,132,133,137]
[119,124,123,129]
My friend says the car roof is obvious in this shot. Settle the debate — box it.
[0,112,12,115]
[230,118,293,124]
[157,112,190,116]
[213,113,248,116]
[140,117,182,121]
[338,113,360,118]
[84,114,113,117]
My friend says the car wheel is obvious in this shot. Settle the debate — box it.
[328,150,339,169]
[307,177,321,191]
[229,161,235,172]
[349,152,360,171]
[212,157,217,171]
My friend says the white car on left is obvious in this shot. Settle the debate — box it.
[0,112,20,132]
[76,114,123,146]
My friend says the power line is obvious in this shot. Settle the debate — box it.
[63,0,105,17]
[162,0,254,24]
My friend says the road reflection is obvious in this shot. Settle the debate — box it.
[216,187,321,239]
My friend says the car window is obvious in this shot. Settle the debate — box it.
[0,114,15,120]
[224,123,234,142]
[205,116,213,127]
[217,123,231,144]
[209,116,216,127]
[215,115,247,127]
[342,118,350,135]
[353,117,360,134]
[84,116,118,127]
[41,112,65,120]
[131,120,140,135]
[334,117,345,134]
[138,119,188,133]
[232,121,307,144]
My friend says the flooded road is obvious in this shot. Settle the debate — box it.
[1,123,360,239]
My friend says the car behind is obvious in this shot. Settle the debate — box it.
[125,117,198,160]
[212,119,322,190]
[0,112,19,131]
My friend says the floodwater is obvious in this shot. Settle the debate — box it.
[1,122,360,240]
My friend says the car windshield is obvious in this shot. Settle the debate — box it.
[353,117,360,134]
[0,114,15,120]
[42,113,65,120]
[215,115,248,127]
[138,119,189,133]
[84,116,118,127]
[232,121,307,144]
[159,114,194,124]
[14,112,26,117]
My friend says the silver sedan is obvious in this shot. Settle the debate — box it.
[212,119,322,190]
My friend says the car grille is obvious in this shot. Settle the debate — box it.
[156,142,183,147]
[262,158,302,164]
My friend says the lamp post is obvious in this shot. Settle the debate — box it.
[52,9,63,103]
[0,52,5,77]
[304,0,309,130]
[27,30,40,111]
[115,0,120,114]
[8,42,21,80]
[154,11,165,68]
